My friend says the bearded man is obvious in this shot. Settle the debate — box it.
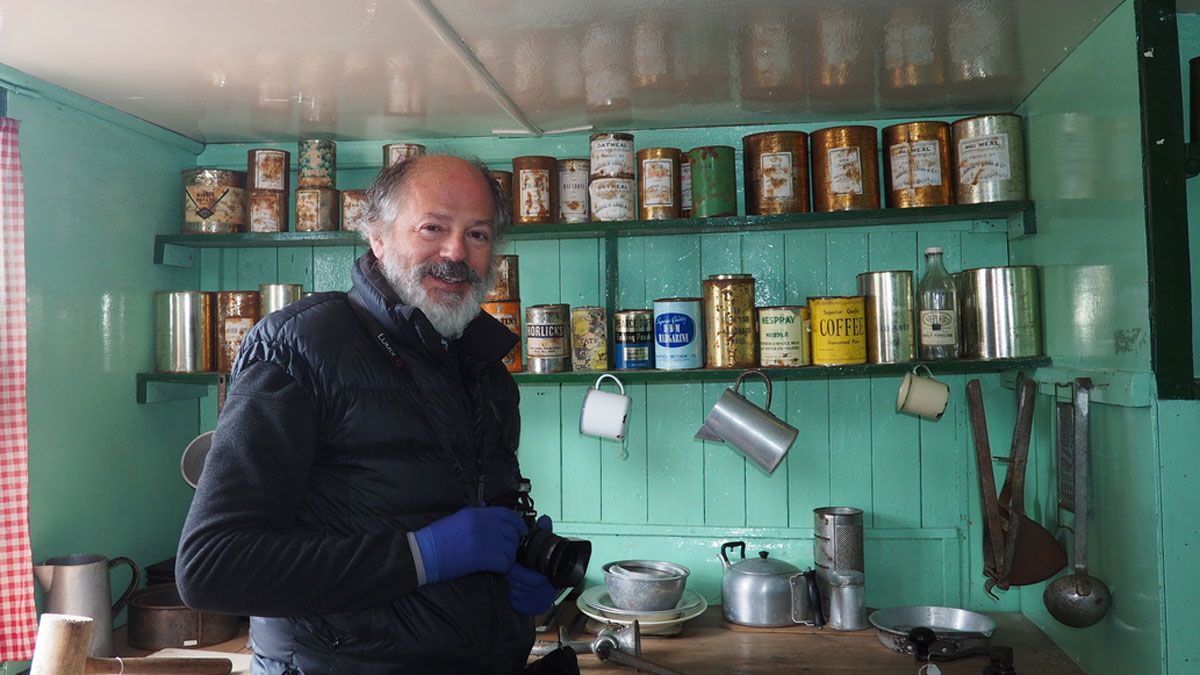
[176,155,568,674]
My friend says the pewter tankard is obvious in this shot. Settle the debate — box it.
[33,554,139,657]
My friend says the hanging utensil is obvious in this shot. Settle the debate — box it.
[1054,383,1076,514]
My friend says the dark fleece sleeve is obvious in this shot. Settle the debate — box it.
[175,357,421,617]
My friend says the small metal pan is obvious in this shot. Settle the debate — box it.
[869,606,996,659]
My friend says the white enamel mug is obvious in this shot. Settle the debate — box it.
[896,365,950,420]
[579,374,632,441]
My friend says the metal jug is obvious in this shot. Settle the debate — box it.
[33,553,139,657]
[695,370,798,475]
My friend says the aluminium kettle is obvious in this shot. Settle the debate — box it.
[34,553,139,657]
[719,541,824,628]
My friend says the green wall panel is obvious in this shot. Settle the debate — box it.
[1158,399,1200,675]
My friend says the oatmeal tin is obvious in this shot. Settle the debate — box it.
[882,121,953,208]
[952,113,1027,204]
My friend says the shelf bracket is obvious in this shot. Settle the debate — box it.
[138,377,211,404]
[156,240,196,267]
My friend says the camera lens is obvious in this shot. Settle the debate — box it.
[517,529,592,588]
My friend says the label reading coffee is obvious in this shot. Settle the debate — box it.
[890,140,942,189]
[827,147,864,195]
[760,151,794,200]
[919,309,957,345]
[958,134,1011,185]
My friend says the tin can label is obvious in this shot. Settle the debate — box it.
[681,162,693,211]
[185,185,245,230]
[890,140,942,189]
[483,302,523,371]
[571,308,608,371]
[958,134,1011,184]
[223,317,255,347]
[654,302,701,369]
[758,308,810,367]
[590,137,635,176]
[760,151,794,201]
[341,192,369,232]
[919,309,957,345]
[641,159,674,207]
[827,147,864,195]
[253,151,287,190]
[559,169,590,223]
[296,190,336,231]
[589,178,635,221]
[298,141,335,187]
[519,169,551,218]
[527,321,567,358]
[811,298,867,364]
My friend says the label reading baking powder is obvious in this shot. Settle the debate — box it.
[681,163,693,210]
[589,178,635,221]
[958,134,1011,186]
[827,147,864,195]
[760,151,794,201]
[254,151,287,190]
[641,158,674,207]
[890,140,942,189]
[590,137,635,177]
[919,309,957,345]
[519,168,551,218]
[559,169,589,222]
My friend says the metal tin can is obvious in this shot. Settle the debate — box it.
[182,169,246,234]
[882,121,953,208]
[340,189,368,233]
[813,506,865,615]
[589,132,635,178]
[571,306,609,372]
[757,306,811,367]
[525,303,570,373]
[247,189,287,233]
[512,156,558,225]
[952,113,1027,203]
[637,148,682,220]
[296,187,339,231]
[482,300,523,373]
[856,271,915,364]
[215,291,262,373]
[383,142,426,168]
[702,274,757,368]
[680,161,693,218]
[486,254,520,301]
[154,291,213,373]
[247,149,290,191]
[808,296,867,365]
[653,297,703,370]
[959,266,1041,358]
[589,177,636,222]
[743,132,811,215]
[297,139,336,188]
[686,146,738,218]
[260,283,303,316]
[490,170,513,206]
[614,309,654,370]
[557,159,590,224]
[811,126,880,212]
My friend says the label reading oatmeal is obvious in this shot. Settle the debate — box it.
[590,137,635,177]
[890,140,942,189]
[958,134,1011,186]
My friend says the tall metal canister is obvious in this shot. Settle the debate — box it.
[298,139,336,188]
[856,271,915,364]
[557,159,590,224]
[813,506,865,621]
[525,304,570,373]
[512,156,558,225]
[247,149,290,233]
[811,126,880,212]
[882,121,953,208]
[951,113,1027,204]
[214,291,261,373]
[702,274,757,368]
[260,283,303,316]
[686,146,738,218]
[959,266,1042,358]
[155,291,213,373]
[590,132,636,222]
[637,147,682,220]
[743,131,810,215]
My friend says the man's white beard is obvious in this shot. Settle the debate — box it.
[379,248,493,340]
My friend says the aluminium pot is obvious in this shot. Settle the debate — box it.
[718,541,823,627]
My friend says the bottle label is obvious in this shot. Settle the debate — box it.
[827,147,864,195]
[958,133,1011,185]
[890,140,942,189]
[920,309,957,345]
[760,151,794,200]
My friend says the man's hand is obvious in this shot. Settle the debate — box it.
[414,506,526,584]
[505,515,557,615]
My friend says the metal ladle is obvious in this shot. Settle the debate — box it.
[1043,379,1111,627]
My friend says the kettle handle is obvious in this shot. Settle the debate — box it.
[719,541,746,568]
[732,370,773,411]
[789,570,825,626]
[108,556,140,616]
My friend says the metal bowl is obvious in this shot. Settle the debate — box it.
[869,605,997,657]
[602,560,690,611]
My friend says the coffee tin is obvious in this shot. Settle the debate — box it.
[571,306,609,372]
[856,271,915,364]
[811,126,880,212]
[482,300,524,372]
[653,297,703,370]
[589,177,636,222]
[743,131,810,215]
[637,148,682,220]
[952,113,1027,203]
[383,142,426,168]
[558,159,590,224]
[882,121,953,208]
[340,189,369,233]
[959,265,1041,358]
[758,306,811,367]
[182,169,246,234]
[686,146,738,218]
[297,139,336,188]
[614,309,654,370]
[247,189,287,233]
[702,274,757,368]
[215,290,262,373]
[487,254,520,301]
[525,303,570,373]
[260,283,303,316]
[808,296,867,365]
[154,291,213,373]
[512,156,558,225]
[589,132,635,178]
[247,149,290,191]
[296,187,339,231]
[680,161,693,218]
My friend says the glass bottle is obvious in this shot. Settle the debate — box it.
[917,246,959,360]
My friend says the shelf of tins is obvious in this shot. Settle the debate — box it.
[152,201,1035,266]
[137,356,1050,402]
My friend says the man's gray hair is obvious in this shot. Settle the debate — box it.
[359,155,511,243]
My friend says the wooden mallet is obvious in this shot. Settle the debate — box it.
[30,614,232,675]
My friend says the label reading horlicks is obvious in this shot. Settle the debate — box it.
[654,308,701,369]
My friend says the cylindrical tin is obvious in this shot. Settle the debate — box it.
[482,300,523,373]
[743,132,811,215]
[247,189,287,233]
[525,304,570,373]
[589,132,635,178]
[487,255,520,301]
[811,126,880,212]
[882,121,953,208]
[653,297,703,370]
[757,306,810,367]
[952,114,1027,203]
[680,161,693,218]
[557,159,590,224]
[296,187,339,231]
[589,177,636,222]
[813,506,865,620]
[297,139,336,188]
[702,274,757,368]
[247,149,290,191]
[182,169,246,234]
[340,189,368,233]
[260,283,303,316]
[214,291,262,373]
[512,156,558,225]
[490,170,513,206]
[959,266,1042,359]
[637,148,682,220]
[825,570,869,632]
[154,291,213,373]
[808,296,867,365]
[383,143,426,168]
[614,309,654,370]
[571,306,608,372]
[686,146,738,218]
[856,271,915,364]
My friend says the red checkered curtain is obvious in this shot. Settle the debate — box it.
[0,117,36,661]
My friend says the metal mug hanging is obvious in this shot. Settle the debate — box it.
[896,364,950,420]
[695,369,798,475]
[579,373,632,441]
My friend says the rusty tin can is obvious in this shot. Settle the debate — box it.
[247,149,290,191]
[614,309,654,370]
[680,161,693,218]
[297,139,336,188]
[296,187,339,231]
[215,291,262,373]
[808,296,867,365]
[487,255,520,301]
[383,142,426,168]
[589,177,636,222]
[811,126,880,212]
[589,132,635,178]
[882,121,953,208]
[525,303,570,373]
[340,189,369,233]
[653,297,703,370]
[702,274,757,368]
[686,146,738,218]
[154,291,213,373]
[182,169,246,234]
[758,305,811,367]
[637,148,682,220]
[482,300,524,372]
[247,189,287,233]
[490,170,513,206]
[571,306,609,372]
[856,271,915,364]
[952,113,1027,203]
[512,156,558,225]
[743,131,810,215]
[558,159,590,224]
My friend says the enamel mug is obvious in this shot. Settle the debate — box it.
[896,364,950,420]
[579,374,632,441]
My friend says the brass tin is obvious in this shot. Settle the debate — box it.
[295,187,339,231]
[260,283,303,316]
[882,121,953,208]
[855,271,916,364]
[490,170,513,205]
[557,159,590,224]
[702,273,757,368]
[512,155,558,225]
[637,147,682,220]
[808,296,867,366]
[525,303,570,373]
[181,169,246,234]
[154,291,213,373]
[811,126,880,212]
[743,131,811,215]
[215,291,262,373]
[487,255,520,301]
[340,189,369,233]
[383,143,426,168]
[952,114,1027,204]
[571,306,609,372]
[614,309,654,370]
[589,132,635,178]
[757,306,811,367]
[297,139,336,188]
[247,189,287,233]
[246,149,290,191]
[589,177,636,222]
[482,300,523,373]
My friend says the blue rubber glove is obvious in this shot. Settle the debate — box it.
[414,506,527,584]
[505,515,558,615]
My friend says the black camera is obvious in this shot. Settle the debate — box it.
[495,479,591,589]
